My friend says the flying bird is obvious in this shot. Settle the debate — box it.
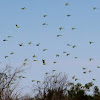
[67,15,71,17]
[24,58,28,61]
[67,44,71,46]
[36,43,40,46]
[28,42,32,45]
[66,53,70,56]
[75,57,78,59]
[57,35,62,37]
[56,54,59,57]
[34,60,38,61]
[72,45,76,48]
[32,55,36,58]
[21,7,26,10]
[65,3,69,6]
[89,58,93,61]
[5,56,8,58]
[7,36,12,38]
[59,27,64,30]
[16,24,20,28]
[89,70,92,73]
[43,49,48,51]
[63,51,67,53]
[72,28,76,30]
[19,43,24,46]
[93,7,96,10]
[42,59,46,65]
[42,23,48,25]
[89,41,94,44]
[10,52,14,55]
[43,15,47,17]
[53,62,56,64]
[3,39,8,42]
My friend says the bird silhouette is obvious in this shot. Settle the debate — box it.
[10,52,14,55]
[89,58,93,61]
[89,41,94,44]
[67,15,71,17]
[65,3,69,6]
[19,43,24,46]
[67,44,71,46]
[3,39,8,41]
[93,7,96,10]
[43,15,47,17]
[43,49,48,51]
[72,45,76,48]
[36,43,40,46]
[66,53,70,56]
[5,56,8,58]
[72,28,76,30]
[56,54,59,57]
[16,24,20,28]
[42,23,48,25]
[59,27,64,30]
[21,7,26,10]
[28,42,32,44]
[42,59,46,65]
[57,35,62,37]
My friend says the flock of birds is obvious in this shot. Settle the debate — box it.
[1,1,99,85]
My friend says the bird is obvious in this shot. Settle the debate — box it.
[21,7,26,10]
[97,66,100,68]
[83,67,86,70]
[24,58,28,61]
[3,39,8,41]
[42,23,47,25]
[16,24,20,28]
[59,27,64,30]
[89,58,93,61]
[75,78,78,81]
[34,60,38,61]
[19,43,24,46]
[52,70,56,72]
[56,54,59,57]
[36,43,40,46]
[32,80,35,82]
[23,62,27,66]
[89,41,94,44]
[5,56,8,58]
[43,49,48,51]
[10,52,14,55]
[7,36,12,38]
[45,72,49,74]
[92,79,96,81]
[83,71,86,74]
[65,3,69,6]
[43,15,47,17]
[63,51,67,53]
[42,59,46,65]
[37,80,40,84]
[66,53,70,56]
[53,62,56,63]
[72,45,76,48]
[32,55,36,58]
[57,35,62,37]
[28,42,32,44]
[93,7,96,10]
[67,15,71,17]
[72,27,76,30]
[89,70,92,73]
[75,57,78,59]
[67,44,71,46]
[72,75,75,79]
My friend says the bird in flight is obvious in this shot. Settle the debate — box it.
[36,43,40,46]
[72,45,76,48]
[42,23,48,25]
[72,27,76,30]
[10,52,14,55]
[57,35,62,37]
[32,55,36,58]
[93,7,96,10]
[75,57,78,59]
[59,27,64,30]
[89,58,93,61]
[67,44,71,46]
[63,51,67,53]
[16,24,20,28]
[28,42,32,45]
[89,41,94,44]
[65,3,69,6]
[3,39,8,42]
[21,7,26,10]
[66,53,70,56]
[67,15,71,17]
[43,49,48,51]
[42,59,46,65]
[19,43,24,46]
[7,36,12,38]
[43,15,47,17]
[5,56,8,58]
[56,54,59,57]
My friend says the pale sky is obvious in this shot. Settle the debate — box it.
[0,0,100,95]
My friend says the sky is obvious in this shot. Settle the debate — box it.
[0,0,100,95]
